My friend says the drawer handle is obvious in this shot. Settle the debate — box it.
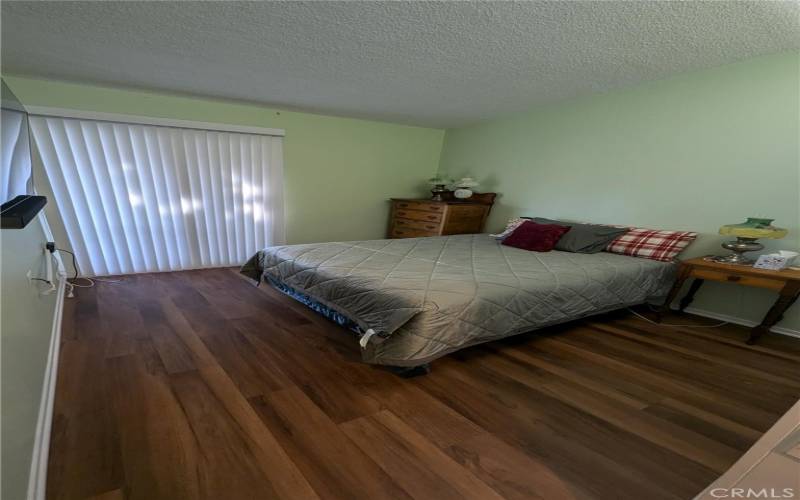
[727,275,741,282]
[426,215,437,220]
[398,203,409,208]
[425,225,436,230]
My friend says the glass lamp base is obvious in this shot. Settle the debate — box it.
[711,237,763,265]
[709,253,754,265]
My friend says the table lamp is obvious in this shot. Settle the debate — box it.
[711,218,788,265]
[428,176,452,201]
[453,177,479,199]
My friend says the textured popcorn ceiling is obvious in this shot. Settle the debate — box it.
[2,1,799,127]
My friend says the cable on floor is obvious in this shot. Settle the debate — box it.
[627,307,729,328]
[57,248,125,296]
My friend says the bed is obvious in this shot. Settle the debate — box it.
[241,234,677,367]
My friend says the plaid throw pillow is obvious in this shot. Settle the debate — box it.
[605,228,697,262]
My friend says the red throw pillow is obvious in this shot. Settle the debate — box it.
[501,220,571,252]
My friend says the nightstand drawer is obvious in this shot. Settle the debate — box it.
[392,218,442,232]
[692,268,786,291]
[393,209,443,223]
[661,256,800,345]
[393,200,444,212]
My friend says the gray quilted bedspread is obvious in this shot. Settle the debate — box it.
[242,234,676,366]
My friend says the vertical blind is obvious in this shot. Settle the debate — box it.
[1,109,32,202]
[29,116,284,276]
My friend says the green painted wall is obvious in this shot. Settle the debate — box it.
[3,76,444,245]
[439,51,800,332]
[6,52,800,334]
[1,215,60,500]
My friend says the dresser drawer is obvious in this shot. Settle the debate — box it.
[392,218,441,232]
[388,196,496,240]
[393,209,443,223]
[390,227,438,239]
[691,268,786,291]
[393,200,444,212]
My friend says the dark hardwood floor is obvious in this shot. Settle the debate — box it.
[47,268,800,500]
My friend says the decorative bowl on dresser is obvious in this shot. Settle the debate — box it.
[388,192,496,238]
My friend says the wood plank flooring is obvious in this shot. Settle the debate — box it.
[47,268,800,500]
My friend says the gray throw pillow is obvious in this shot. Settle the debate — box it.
[531,217,628,253]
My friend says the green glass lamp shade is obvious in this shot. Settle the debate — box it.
[712,218,788,265]
[427,176,452,186]
[718,218,788,240]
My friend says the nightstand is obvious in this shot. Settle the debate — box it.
[388,192,496,239]
[659,257,800,344]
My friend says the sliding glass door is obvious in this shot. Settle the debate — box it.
[29,116,284,276]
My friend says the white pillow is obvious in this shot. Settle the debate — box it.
[491,217,528,239]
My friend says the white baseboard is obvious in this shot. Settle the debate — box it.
[683,306,800,340]
[26,270,66,500]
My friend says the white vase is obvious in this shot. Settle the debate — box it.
[454,188,473,199]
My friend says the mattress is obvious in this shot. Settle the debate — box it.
[241,234,677,366]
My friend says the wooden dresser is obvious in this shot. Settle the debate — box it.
[388,192,496,239]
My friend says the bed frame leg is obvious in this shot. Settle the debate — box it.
[386,363,431,378]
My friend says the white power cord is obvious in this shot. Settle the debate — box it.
[627,307,728,328]
[30,245,125,298]
[66,276,125,298]
[56,247,125,297]
[68,277,94,288]
[68,276,125,288]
